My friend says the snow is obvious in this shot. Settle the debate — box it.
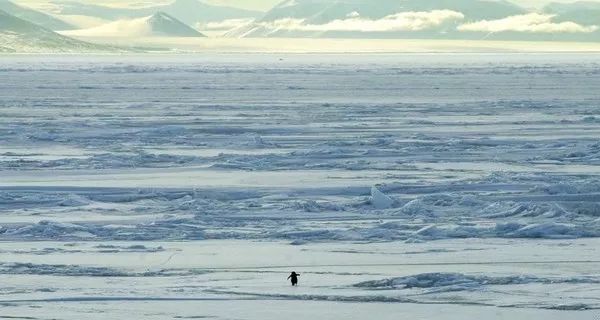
[354,272,600,290]
[370,186,394,209]
[0,9,116,53]
[1,53,600,319]
[0,239,600,318]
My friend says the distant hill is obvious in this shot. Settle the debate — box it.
[0,0,74,30]
[54,0,261,25]
[4,0,598,44]
[60,12,205,38]
[225,0,600,41]
[543,1,600,25]
[260,0,525,23]
[0,9,115,53]
[230,0,527,38]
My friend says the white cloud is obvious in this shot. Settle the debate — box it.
[60,17,153,37]
[458,13,598,33]
[259,10,465,33]
[346,11,360,18]
[55,15,110,29]
[197,18,255,31]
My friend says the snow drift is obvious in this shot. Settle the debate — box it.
[355,272,600,291]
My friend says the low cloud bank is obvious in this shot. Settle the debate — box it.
[458,13,598,33]
[233,10,466,33]
[221,10,598,36]
[292,10,465,32]
[197,18,255,31]
[61,17,153,37]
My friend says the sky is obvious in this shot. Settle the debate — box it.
[16,0,600,12]
[18,0,282,11]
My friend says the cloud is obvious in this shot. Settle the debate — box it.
[60,17,152,37]
[197,18,256,31]
[259,10,465,33]
[55,15,110,29]
[346,11,360,18]
[458,13,598,33]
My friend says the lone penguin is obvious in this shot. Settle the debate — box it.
[287,271,300,286]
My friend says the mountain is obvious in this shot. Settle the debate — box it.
[0,9,114,53]
[145,12,205,37]
[226,0,600,41]
[54,0,261,25]
[0,0,74,30]
[60,12,206,38]
[543,1,600,25]
[260,0,525,23]
[230,0,527,38]
[455,1,600,42]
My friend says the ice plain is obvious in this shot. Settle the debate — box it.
[1,53,600,319]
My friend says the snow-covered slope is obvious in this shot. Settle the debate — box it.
[60,12,205,38]
[0,9,113,53]
[55,0,260,25]
[260,0,524,23]
[226,0,600,41]
[228,0,527,38]
[0,0,73,30]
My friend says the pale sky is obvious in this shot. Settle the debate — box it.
[17,0,282,11]
[16,0,600,12]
